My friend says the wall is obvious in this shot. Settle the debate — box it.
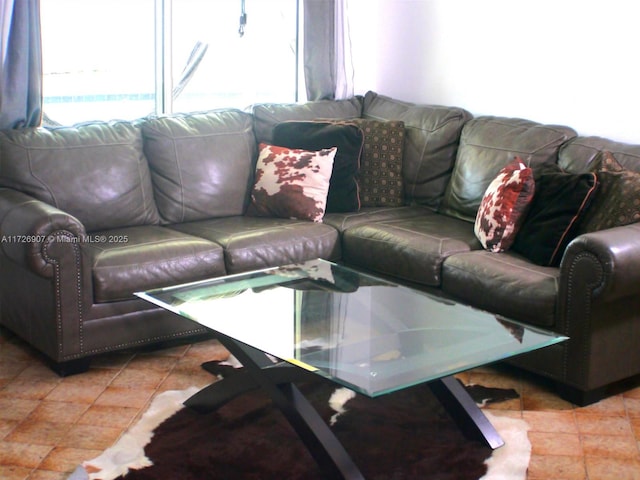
[348,0,640,144]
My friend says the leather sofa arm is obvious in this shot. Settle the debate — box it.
[0,188,86,278]
[561,223,640,303]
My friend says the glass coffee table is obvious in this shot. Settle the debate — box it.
[137,259,567,480]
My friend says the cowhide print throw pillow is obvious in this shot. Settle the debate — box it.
[474,157,535,252]
[247,143,337,222]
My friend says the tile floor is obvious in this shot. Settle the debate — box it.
[2,325,640,480]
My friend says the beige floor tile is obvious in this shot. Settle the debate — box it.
[0,342,37,363]
[577,394,627,417]
[0,378,60,401]
[581,433,640,459]
[77,404,139,429]
[5,420,68,446]
[58,424,122,450]
[630,417,640,438]
[0,398,40,421]
[28,470,71,480]
[94,386,155,409]
[14,363,61,380]
[0,419,19,439]
[625,397,640,418]
[527,454,586,479]
[109,367,168,390]
[27,401,89,425]
[183,339,230,362]
[0,441,52,468]
[141,343,191,358]
[0,464,32,480]
[0,360,32,379]
[44,383,106,404]
[575,411,635,436]
[56,368,118,388]
[584,456,640,480]
[528,431,583,457]
[38,447,102,473]
[523,410,579,434]
[173,354,210,371]
[157,369,213,393]
[624,387,640,400]
[125,353,180,373]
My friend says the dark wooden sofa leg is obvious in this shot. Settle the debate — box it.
[555,384,606,407]
[555,375,640,407]
[49,358,92,377]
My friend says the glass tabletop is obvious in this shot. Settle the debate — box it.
[136,259,567,397]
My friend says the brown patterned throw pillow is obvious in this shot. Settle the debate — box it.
[349,119,405,207]
[246,143,336,222]
[579,150,640,233]
[474,157,535,252]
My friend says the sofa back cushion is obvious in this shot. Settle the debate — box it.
[0,121,160,231]
[558,136,640,174]
[361,91,472,209]
[142,109,256,223]
[439,116,577,222]
[559,138,640,234]
[252,97,363,145]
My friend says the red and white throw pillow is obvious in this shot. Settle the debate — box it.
[247,143,337,222]
[474,157,535,252]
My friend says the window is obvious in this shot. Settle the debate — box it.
[41,0,300,126]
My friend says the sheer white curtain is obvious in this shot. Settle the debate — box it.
[303,0,354,101]
[333,0,354,100]
[0,0,42,129]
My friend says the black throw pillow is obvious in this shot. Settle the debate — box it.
[273,121,364,213]
[512,165,598,267]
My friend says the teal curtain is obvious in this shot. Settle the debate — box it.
[0,0,42,129]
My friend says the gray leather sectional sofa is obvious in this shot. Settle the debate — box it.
[1,91,639,405]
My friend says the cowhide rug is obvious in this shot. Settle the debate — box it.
[71,365,529,480]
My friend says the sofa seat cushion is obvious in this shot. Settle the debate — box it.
[142,110,256,223]
[323,206,431,233]
[342,214,481,286]
[442,251,559,328]
[169,216,340,274]
[84,226,226,303]
[0,121,160,231]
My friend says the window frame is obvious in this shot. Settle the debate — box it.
[41,0,301,126]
